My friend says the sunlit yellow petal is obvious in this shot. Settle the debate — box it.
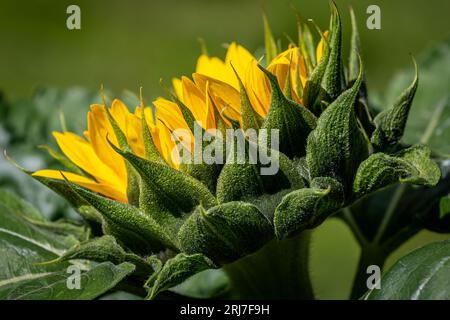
[181,76,217,130]
[32,170,127,203]
[110,99,145,157]
[53,131,123,189]
[153,98,194,152]
[172,78,184,102]
[195,54,231,85]
[244,61,271,117]
[153,98,189,131]
[316,31,329,64]
[224,42,255,88]
[156,120,180,169]
[192,73,241,121]
[87,104,127,182]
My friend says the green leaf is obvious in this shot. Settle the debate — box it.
[0,190,134,300]
[364,240,450,300]
[353,145,440,198]
[274,177,344,238]
[0,262,135,300]
[178,202,273,265]
[371,59,419,149]
[0,190,81,257]
[259,65,317,158]
[306,62,369,190]
[0,188,45,222]
[145,253,215,299]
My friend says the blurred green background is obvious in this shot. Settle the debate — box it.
[0,0,449,300]
[1,0,450,99]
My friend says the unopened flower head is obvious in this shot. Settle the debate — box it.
[32,20,328,203]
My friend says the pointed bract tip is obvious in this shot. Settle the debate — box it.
[159,78,177,101]
[59,170,68,182]
[355,53,364,86]
[139,86,145,108]
[229,61,245,88]
[329,0,338,13]
[220,106,241,129]
[410,55,419,77]
[308,19,329,46]
[197,37,208,56]
[257,63,272,77]
[100,84,107,107]
[105,133,123,156]
[3,150,28,173]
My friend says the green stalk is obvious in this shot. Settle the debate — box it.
[223,231,314,299]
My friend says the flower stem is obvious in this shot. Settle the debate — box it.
[223,231,314,299]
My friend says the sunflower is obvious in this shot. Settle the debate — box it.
[32,23,327,203]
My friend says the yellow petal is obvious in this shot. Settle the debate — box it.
[32,170,127,203]
[110,99,145,158]
[153,98,190,132]
[172,78,184,103]
[181,76,217,130]
[192,73,241,121]
[267,47,305,104]
[53,131,123,190]
[269,48,298,83]
[297,51,308,88]
[195,54,231,85]
[135,106,167,158]
[316,31,329,64]
[87,104,127,182]
[224,42,255,88]
[204,81,217,130]
[155,120,180,169]
[153,97,194,152]
[244,61,271,117]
